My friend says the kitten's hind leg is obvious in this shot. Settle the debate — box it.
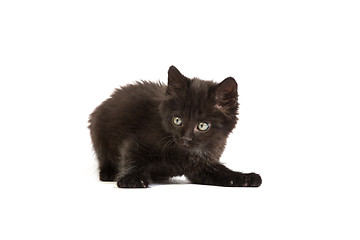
[94,146,118,182]
[90,127,118,181]
[99,162,117,182]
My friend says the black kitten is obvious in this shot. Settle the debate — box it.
[89,66,262,188]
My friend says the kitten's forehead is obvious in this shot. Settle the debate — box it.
[190,78,214,94]
[182,79,216,116]
[187,79,213,101]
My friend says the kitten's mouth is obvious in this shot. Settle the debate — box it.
[180,142,191,148]
[175,141,190,148]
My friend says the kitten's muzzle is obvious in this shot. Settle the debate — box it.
[180,137,192,147]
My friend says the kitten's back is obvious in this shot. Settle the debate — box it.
[89,81,165,141]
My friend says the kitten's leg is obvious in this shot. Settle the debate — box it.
[116,140,150,188]
[90,135,118,182]
[117,169,150,188]
[186,163,262,187]
[99,161,117,182]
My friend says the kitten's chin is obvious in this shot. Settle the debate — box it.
[190,147,209,158]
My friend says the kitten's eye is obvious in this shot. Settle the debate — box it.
[172,116,183,126]
[197,122,209,131]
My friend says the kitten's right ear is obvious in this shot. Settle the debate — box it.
[166,66,188,95]
[215,77,238,108]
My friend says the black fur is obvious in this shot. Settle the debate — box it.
[89,66,262,188]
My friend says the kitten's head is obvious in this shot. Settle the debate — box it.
[160,66,239,155]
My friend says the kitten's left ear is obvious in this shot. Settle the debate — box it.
[215,77,238,107]
[166,66,188,95]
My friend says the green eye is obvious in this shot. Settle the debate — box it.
[197,122,209,131]
[172,116,183,126]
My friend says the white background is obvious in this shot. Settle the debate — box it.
[1,0,359,239]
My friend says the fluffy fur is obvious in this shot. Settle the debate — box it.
[89,66,262,188]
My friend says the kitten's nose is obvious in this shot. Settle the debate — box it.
[181,136,192,142]
[181,137,192,146]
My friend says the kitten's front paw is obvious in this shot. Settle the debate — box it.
[231,173,262,187]
[243,173,262,187]
[116,174,149,188]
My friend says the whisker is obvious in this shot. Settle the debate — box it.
[150,135,174,155]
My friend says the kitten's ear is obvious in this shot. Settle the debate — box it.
[215,77,238,107]
[166,66,188,95]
